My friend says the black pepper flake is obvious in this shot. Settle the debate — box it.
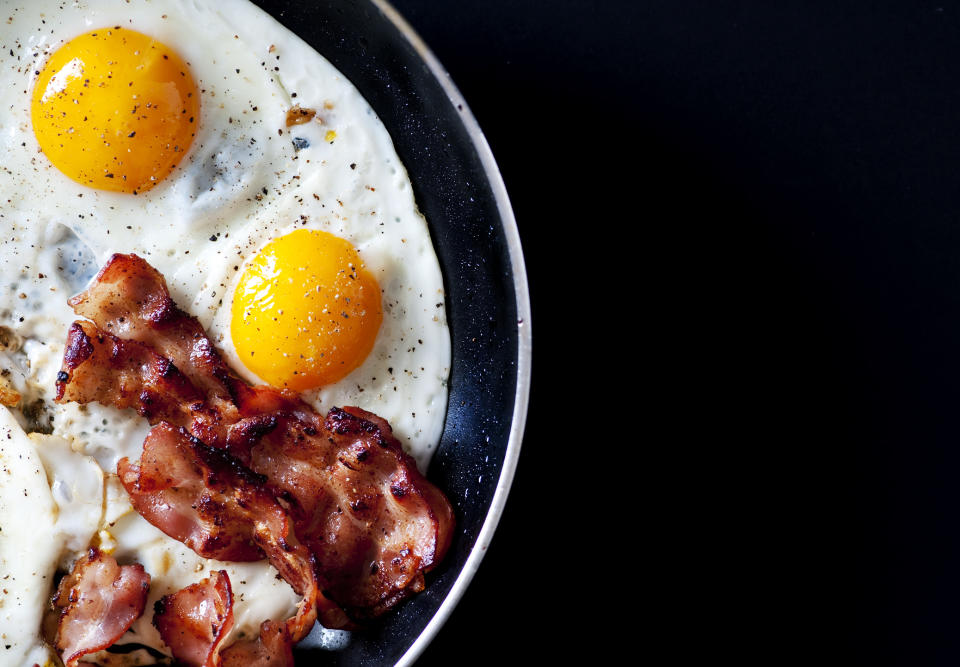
[350,163,356,170]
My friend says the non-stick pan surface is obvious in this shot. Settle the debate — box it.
[248,1,530,665]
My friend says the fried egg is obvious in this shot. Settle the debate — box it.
[0,0,450,663]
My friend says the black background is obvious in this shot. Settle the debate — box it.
[393,1,960,664]
[388,1,643,662]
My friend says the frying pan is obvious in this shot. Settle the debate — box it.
[247,0,531,664]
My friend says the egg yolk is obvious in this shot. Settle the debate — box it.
[232,230,383,391]
[31,27,199,194]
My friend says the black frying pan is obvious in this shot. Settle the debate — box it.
[247,1,531,664]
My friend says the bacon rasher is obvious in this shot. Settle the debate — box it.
[118,422,347,630]
[153,570,234,667]
[53,253,454,640]
[53,548,150,667]
[155,570,297,667]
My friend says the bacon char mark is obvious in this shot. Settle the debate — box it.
[53,548,151,667]
[153,570,234,667]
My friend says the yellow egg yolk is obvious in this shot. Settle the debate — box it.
[31,27,199,194]
[232,229,383,391]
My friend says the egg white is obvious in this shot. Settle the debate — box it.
[0,0,450,661]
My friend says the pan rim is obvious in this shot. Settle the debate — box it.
[364,1,532,665]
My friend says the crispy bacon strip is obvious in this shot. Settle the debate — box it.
[119,423,349,630]
[53,548,151,667]
[55,319,250,446]
[154,570,234,667]
[245,407,455,618]
[118,423,263,561]
[68,253,234,402]
[56,320,206,426]
[57,252,454,622]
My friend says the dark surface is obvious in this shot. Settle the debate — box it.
[395,1,960,665]
[386,1,642,664]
